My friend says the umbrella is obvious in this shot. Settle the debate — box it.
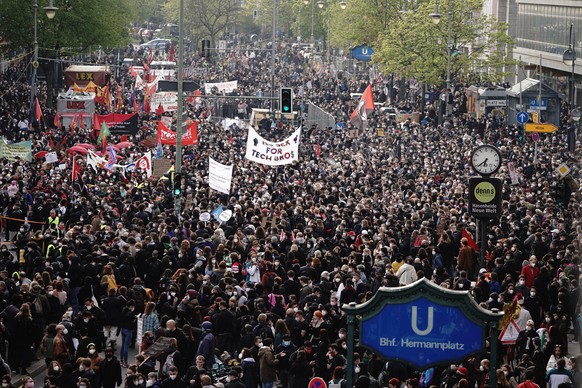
[75,143,96,150]
[34,151,48,159]
[115,141,133,149]
[67,146,89,155]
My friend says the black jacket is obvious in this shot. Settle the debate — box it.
[99,356,122,387]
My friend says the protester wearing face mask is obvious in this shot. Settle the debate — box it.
[274,333,297,388]
[223,369,245,388]
[160,366,186,388]
[99,347,122,388]
[72,359,98,388]
[520,256,540,288]
[20,376,34,388]
[516,320,540,359]
[145,373,159,388]
[0,376,15,388]
[52,324,71,369]
[119,300,137,367]
[86,343,102,373]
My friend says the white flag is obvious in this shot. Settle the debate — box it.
[208,157,233,194]
[135,151,153,178]
[86,150,106,172]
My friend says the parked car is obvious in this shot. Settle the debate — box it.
[140,39,171,52]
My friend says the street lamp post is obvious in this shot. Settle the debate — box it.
[430,0,452,91]
[563,23,577,152]
[297,6,301,42]
[317,0,346,62]
[30,0,58,111]
[303,0,314,43]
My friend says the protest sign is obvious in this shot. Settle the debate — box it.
[245,127,301,166]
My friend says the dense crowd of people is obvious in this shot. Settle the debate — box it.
[0,41,579,388]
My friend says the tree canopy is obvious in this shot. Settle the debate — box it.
[0,0,134,56]
[355,0,515,86]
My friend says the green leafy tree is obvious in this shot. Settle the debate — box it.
[132,0,166,26]
[0,0,135,105]
[164,0,242,48]
[373,0,515,86]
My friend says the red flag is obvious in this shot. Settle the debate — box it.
[78,113,85,129]
[69,114,78,135]
[169,42,175,62]
[147,46,154,64]
[291,231,295,242]
[35,98,42,122]
[116,86,123,111]
[156,103,164,115]
[229,133,234,144]
[315,143,321,158]
[462,229,479,251]
[48,135,54,149]
[349,84,374,129]
[71,157,80,182]
[280,229,286,242]
[53,113,61,128]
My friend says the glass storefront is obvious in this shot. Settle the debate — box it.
[516,2,582,58]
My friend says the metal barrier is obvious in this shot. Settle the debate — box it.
[304,101,336,130]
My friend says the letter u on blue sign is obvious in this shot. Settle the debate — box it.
[411,306,434,336]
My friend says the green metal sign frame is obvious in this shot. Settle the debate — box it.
[342,278,503,387]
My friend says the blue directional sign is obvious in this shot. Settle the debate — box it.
[350,45,375,62]
[529,98,547,109]
[516,111,529,125]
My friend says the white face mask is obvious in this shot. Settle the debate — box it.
[53,366,60,372]
[355,367,361,374]
[169,375,177,380]
[146,380,154,387]
[63,328,68,335]
[138,379,144,385]
[89,349,96,355]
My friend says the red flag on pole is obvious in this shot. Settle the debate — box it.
[462,229,480,251]
[69,114,78,135]
[53,113,61,128]
[229,133,234,145]
[35,98,42,122]
[168,42,175,62]
[349,84,374,129]
[71,157,80,182]
[315,143,321,158]
[156,103,164,115]
[78,113,85,129]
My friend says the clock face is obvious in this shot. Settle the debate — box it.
[470,145,501,175]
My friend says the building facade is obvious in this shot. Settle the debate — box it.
[513,0,581,106]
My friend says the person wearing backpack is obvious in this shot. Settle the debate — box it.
[30,282,51,358]
[252,313,274,341]
[262,264,278,293]
[329,366,348,388]
[196,321,215,371]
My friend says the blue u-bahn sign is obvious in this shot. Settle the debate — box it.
[343,278,502,371]
[350,45,375,62]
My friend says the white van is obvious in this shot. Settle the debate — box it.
[150,61,176,80]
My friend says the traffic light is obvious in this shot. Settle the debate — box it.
[280,87,293,114]
[173,173,183,196]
